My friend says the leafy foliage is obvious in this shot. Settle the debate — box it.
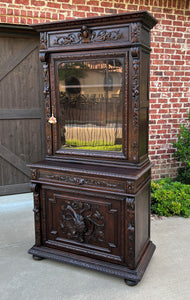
[58,62,88,81]
[63,139,122,151]
[172,112,190,184]
[151,178,190,218]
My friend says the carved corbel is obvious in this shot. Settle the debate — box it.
[39,52,48,62]
[131,47,139,58]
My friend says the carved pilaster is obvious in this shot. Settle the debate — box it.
[126,197,135,269]
[131,23,141,43]
[42,61,52,155]
[40,32,47,49]
[126,181,135,194]
[31,169,39,180]
[131,47,140,162]
[123,52,128,157]
[32,184,41,247]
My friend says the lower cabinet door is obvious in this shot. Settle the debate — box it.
[41,187,124,264]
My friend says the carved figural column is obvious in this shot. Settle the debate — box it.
[28,11,158,286]
[131,47,140,162]
[40,52,52,155]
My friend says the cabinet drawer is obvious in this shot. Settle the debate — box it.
[38,170,126,193]
[41,188,124,264]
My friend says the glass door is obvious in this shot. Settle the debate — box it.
[58,58,123,152]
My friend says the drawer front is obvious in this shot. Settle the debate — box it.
[38,170,126,193]
[41,187,124,264]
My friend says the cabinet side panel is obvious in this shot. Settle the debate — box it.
[135,179,150,264]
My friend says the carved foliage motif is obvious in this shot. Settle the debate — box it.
[53,27,122,46]
[31,169,38,180]
[42,62,52,155]
[60,200,105,244]
[131,23,141,43]
[126,197,135,269]
[42,173,124,190]
[126,181,135,194]
[131,47,140,162]
[40,32,47,49]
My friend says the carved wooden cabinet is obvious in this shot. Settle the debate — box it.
[29,11,157,286]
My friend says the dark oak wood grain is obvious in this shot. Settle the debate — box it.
[28,12,157,285]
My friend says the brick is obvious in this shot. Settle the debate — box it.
[92,6,104,13]
[47,2,61,9]
[15,0,29,4]
[1,16,7,22]
[31,0,45,6]
[7,16,14,23]
[87,13,99,17]
[86,0,99,5]
[20,17,27,23]
[21,10,26,16]
[77,5,90,12]
[127,4,138,10]
[0,0,12,3]
[101,2,113,8]
[73,11,85,18]
[73,0,85,4]
[14,16,20,23]
[114,3,125,9]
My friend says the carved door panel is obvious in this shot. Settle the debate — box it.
[41,187,124,264]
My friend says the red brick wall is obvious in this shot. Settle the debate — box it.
[0,0,189,179]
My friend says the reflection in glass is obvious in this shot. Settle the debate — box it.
[58,59,123,151]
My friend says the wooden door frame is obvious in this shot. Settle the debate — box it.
[0,24,45,196]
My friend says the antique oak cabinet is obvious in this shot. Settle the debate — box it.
[29,11,157,285]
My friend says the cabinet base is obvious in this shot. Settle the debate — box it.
[28,241,155,285]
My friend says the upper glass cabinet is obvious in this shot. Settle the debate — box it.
[58,58,123,152]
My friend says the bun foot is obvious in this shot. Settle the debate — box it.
[124,279,138,286]
[32,255,44,261]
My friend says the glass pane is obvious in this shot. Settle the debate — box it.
[58,59,123,151]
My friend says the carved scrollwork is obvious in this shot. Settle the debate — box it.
[92,30,122,42]
[53,27,122,46]
[54,33,82,45]
[60,200,105,244]
[41,173,124,190]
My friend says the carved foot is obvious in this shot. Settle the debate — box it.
[32,255,44,261]
[124,279,138,286]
